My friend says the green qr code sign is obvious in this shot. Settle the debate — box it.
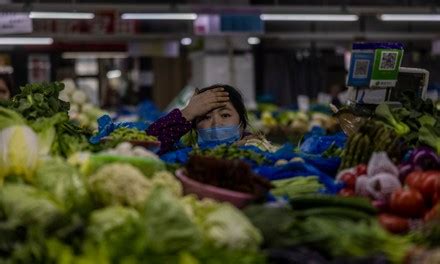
[379,51,399,71]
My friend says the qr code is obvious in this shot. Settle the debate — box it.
[379,51,398,71]
[353,59,370,78]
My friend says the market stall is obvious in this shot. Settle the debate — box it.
[1,42,440,264]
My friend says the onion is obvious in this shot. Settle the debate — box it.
[365,172,402,201]
[367,152,399,177]
[355,175,369,197]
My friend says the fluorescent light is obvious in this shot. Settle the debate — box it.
[121,13,197,20]
[180,37,192,46]
[0,37,53,45]
[29,12,95,20]
[247,37,260,45]
[107,70,122,79]
[260,14,359,21]
[62,52,128,59]
[379,14,440,21]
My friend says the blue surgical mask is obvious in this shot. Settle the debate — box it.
[197,125,241,146]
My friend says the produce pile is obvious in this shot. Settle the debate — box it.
[107,127,158,142]
[0,82,265,263]
[251,106,338,144]
[59,80,107,130]
[2,81,440,263]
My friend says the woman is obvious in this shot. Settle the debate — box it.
[147,84,274,154]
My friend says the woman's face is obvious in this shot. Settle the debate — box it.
[0,79,10,100]
[196,101,241,130]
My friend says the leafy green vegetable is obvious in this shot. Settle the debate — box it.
[35,158,92,215]
[108,127,157,142]
[0,183,65,229]
[0,125,40,183]
[86,206,143,261]
[142,187,202,254]
[190,144,268,165]
[30,112,69,156]
[88,163,152,209]
[375,103,410,135]
[0,106,26,130]
[8,82,69,120]
[245,205,412,263]
[182,196,262,251]
[419,124,440,154]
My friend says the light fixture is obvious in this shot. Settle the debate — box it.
[260,14,359,21]
[0,37,53,45]
[121,13,197,20]
[379,14,440,21]
[247,37,260,45]
[29,12,95,20]
[180,37,192,46]
[107,70,122,79]
[62,52,128,59]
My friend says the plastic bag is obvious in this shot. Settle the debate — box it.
[300,131,346,155]
[89,115,148,144]
[367,152,399,177]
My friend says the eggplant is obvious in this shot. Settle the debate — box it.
[409,147,440,170]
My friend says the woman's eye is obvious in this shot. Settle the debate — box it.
[201,115,211,120]
[221,113,231,118]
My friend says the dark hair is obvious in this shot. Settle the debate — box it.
[197,84,249,129]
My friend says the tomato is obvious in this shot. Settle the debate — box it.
[339,188,355,197]
[419,171,440,205]
[390,189,425,218]
[356,164,367,177]
[405,171,426,190]
[340,172,356,189]
[424,204,440,222]
[378,213,410,234]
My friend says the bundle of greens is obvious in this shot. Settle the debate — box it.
[190,144,268,165]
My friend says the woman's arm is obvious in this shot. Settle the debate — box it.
[147,109,192,154]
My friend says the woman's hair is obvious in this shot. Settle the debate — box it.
[196,84,249,129]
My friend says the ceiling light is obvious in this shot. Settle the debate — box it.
[29,12,95,19]
[0,37,53,45]
[62,52,128,59]
[247,37,260,45]
[379,14,440,21]
[121,13,197,20]
[260,14,359,21]
[180,37,192,46]
[107,70,122,79]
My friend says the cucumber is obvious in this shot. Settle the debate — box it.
[297,207,373,221]
[290,195,377,215]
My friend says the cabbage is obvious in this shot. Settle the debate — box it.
[88,163,152,209]
[35,158,92,215]
[0,125,40,183]
[86,206,143,261]
[0,183,65,228]
[142,187,202,253]
[0,107,26,130]
[181,196,262,251]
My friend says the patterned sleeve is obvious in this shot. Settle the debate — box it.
[147,108,192,154]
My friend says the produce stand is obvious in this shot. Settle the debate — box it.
[1,43,440,264]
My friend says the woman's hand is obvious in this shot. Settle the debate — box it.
[181,88,229,121]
